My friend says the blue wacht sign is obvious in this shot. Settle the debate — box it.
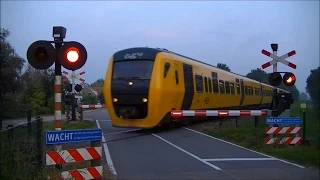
[45,128,102,145]
[266,117,302,125]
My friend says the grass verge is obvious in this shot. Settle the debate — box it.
[200,102,320,168]
[43,119,96,130]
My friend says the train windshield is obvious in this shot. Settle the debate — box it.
[112,60,154,80]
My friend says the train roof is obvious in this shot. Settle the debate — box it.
[113,47,288,92]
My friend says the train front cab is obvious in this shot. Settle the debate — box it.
[104,50,181,129]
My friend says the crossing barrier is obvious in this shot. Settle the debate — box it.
[265,126,302,145]
[80,104,107,109]
[45,131,103,179]
[171,110,267,118]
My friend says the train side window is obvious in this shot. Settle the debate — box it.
[204,77,208,93]
[249,87,252,95]
[208,77,212,93]
[251,87,254,95]
[175,70,179,85]
[225,81,230,94]
[236,84,240,94]
[230,83,235,94]
[212,72,217,78]
[244,85,247,95]
[195,75,203,93]
[164,62,170,78]
[219,80,225,94]
[212,78,219,93]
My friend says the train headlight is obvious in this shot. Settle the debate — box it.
[113,98,118,102]
[142,98,148,102]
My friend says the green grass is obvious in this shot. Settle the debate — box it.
[202,103,320,168]
[43,120,96,130]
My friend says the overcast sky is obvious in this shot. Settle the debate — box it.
[1,0,319,93]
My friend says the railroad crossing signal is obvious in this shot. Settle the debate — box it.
[58,41,87,71]
[261,46,297,87]
[64,94,74,106]
[26,40,87,71]
[283,72,296,86]
[62,71,85,83]
[26,41,56,69]
[268,72,296,87]
[63,71,85,93]
[261,49,296,69]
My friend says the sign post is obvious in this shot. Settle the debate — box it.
[46,128,102,145]
[261,43,297,141]
[45,128,103,179]
[265,117,302,146]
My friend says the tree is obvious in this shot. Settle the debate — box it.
[246,68,268,83]
[0,28,25,96]
[29,79,46,113]
[217,63,231,72]
[0,28,26,120]
[306,67,320,107]
[91,78,104,87]
[299,92,309,102]
[81,95,98,104]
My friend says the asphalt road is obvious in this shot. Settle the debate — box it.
[5,109,318,179]
[79,109,319,180]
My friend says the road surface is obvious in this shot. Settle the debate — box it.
[84,109,319,180]
[5,109,318,179]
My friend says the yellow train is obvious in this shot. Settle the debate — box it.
[103,47,289,129]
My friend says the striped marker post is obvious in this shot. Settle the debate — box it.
[265,126,302,146]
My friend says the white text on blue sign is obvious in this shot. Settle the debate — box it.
[266,117,301,125]
[45,129,102,145]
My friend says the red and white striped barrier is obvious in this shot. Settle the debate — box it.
[46,147,102,165]
[60,166,102,179]
[79,104,106,109]
[46,146,103,179]
[48,166,103,180]
[266,127,302,135]
[265,137,302,145]
[171,110,267,118]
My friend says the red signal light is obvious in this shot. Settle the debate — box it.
[66,47,80,63]
[58,41,87,71]
[283,72,296,86]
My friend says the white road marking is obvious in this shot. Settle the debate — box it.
[203,158,277,162]
[95,120,117,175]
[151,133,222,171]
[184,127,305,169]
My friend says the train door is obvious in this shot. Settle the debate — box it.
[181,64,194,109]
[239,79,245,106]
[259,84,264,105]
[172,63,180,107]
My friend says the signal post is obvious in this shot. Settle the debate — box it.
[26,26,88,171]
[261,43,297,117]
[63,70,85,121]
[261,43,300,145]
